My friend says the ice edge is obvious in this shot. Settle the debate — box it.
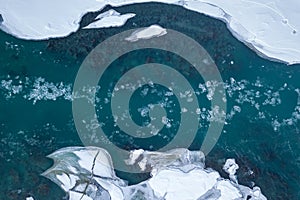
[0,0,299,64]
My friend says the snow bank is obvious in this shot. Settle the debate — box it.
[183,0,300,64]
[43,147,267,200]
[0,0,178,40]
[0,0,299,64]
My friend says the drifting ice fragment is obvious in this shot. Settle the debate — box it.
[223,158,239,183]
[83,9,135,29]
[125,25,167,42]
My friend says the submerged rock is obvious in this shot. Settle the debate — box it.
[43,147,267,200]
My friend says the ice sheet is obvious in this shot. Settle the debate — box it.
[0,0,299,64]
[43,147,268,200]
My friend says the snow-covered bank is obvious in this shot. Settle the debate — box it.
[0,0,299,64]
[43,147,267,200]
[183,0,300,65]
[0,0,178,40]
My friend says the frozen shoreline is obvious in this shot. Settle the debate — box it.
[43,147,267,200]
[0,0,300,64]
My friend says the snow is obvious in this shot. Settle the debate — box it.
[223,158,239,175]
[69,191,93,200]
[252,187,266,199]
[56,173,76,191]
[94,177,125,200]
[125,148,144,165]
[43,147,267,200]
[148,168,220,200]
[183,0,300,64]
[73,148,115,177]
[0,0,300,64]
[125,25,167,41]
[0,0,104,39]
[223,158,239,183]
[83,9,135,29]
[42,146,124,191]
[216,180,242,199]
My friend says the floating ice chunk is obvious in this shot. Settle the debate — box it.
[252,186,267,200]
[125,149,144,165]
[125,148,206,173]
[148,167,220,200]
[42,146,126,200]
[223,158,239,183]
[161,116,170,125]
[122,182,161,199]
[26,197,34,200]
[181,107,188,113]
[56,173,78,191]
[69,191,93,200]
[125,25,167,42]
[216,180,242,199]
[197,188,221,200]
[83,9,135,29]
[138,106,150,117]
[25,77,72,104]
[223,158,239,175]
[0,79,23,99]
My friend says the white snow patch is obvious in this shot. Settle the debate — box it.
[148,168,220,200]
[223,158,239,183]
[216,180,242,200]
[125,24,167,42]
[83,9,135,29]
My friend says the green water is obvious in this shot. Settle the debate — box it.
[0,3,299,200]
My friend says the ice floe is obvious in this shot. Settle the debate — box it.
[223,158,239,183]
[83,9,135,29]
[43,147,267,200]
[125,25,167,42]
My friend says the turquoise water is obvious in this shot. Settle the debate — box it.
[0,3,299,199]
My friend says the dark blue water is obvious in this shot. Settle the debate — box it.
[0,3,299,200]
